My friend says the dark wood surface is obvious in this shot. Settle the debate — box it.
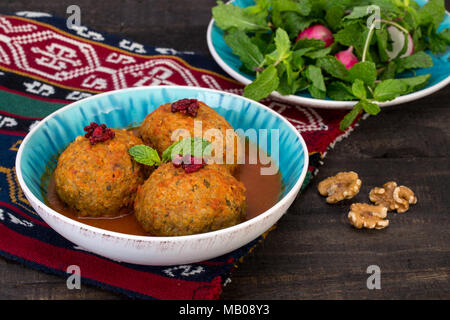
[0,0,449,300]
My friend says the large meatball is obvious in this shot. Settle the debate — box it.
[139,101,242,174]
[54,129,146,217]
[134,163,247,236]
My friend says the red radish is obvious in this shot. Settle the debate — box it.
[386,25,414,60]
[335,46,359,69]
[297,24,334,48]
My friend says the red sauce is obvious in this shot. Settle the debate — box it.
[44,140,283,236]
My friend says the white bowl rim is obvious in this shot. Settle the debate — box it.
[15,85,309,243]
[206,15,450,110]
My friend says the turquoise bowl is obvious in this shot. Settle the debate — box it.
[207,0,450,109]
[16,86,309,265]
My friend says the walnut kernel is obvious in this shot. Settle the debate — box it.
[348,203,389,230]
[318,171,362,203]
[369,182,417,213]
[392,185,417,213]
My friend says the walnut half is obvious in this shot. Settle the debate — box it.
[318,171,362,204]
[369,182,417,213]
[348,203,389,230]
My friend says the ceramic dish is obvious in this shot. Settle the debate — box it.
[206,0,450,109]
[16,86,309,266]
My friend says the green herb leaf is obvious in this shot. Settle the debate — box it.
[348,61,377,86]
[224,29,264,71]
[293,38,325,50]
[396,51,434,73]
[327,82,355,101]
[351,79,367,100]
[273,0,312,16]
[360,100,381,115]
[376,28,391,62]
[373,74,432,102]
[243,65,280,101]
[370,0,403,17]
[429,32,449,54]
[129,145,161,166]
[418,0,446,30]
[400,74,432,92]
[344,5,372,20]
[304,47,332,59]
[439,28,450,43]
[212,1,269,32]
[335,23,364,48]
[373,79,408,102]
[161,137,212,163]
[380,61,397,80]
[305,65,326,92]
[273,28,291,61]
[316,56,349,81]
[339,102,363,131]
[243,0,271,15]
[308,85,326,99]
[413,27,427,52]
[291,49,310,68]
[325,4,345,31]
[281,11,318,38]
[404,6,420,30]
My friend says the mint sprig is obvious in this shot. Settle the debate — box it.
[129,145,161,167]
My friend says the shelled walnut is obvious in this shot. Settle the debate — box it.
[369,182,417,213]
[317,171,362,203]
[348,203,389,230]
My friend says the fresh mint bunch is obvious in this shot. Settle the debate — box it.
[212,0,449,130]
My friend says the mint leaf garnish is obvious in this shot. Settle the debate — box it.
[162,137,212,163]
[129,145,161,167]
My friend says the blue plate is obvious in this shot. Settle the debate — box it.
[207,0,450,109]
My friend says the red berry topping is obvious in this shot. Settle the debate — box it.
[84,122,115,145]
[171,99,200,117]
[172,154,205,173]
[172,154,183,168]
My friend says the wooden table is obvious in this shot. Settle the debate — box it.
[0,0,449,300]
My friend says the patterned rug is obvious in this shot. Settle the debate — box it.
[0,12,357,299]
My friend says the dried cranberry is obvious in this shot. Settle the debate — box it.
[171,99,200,117]
[84,122,115,145]
[172,154,205,173]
